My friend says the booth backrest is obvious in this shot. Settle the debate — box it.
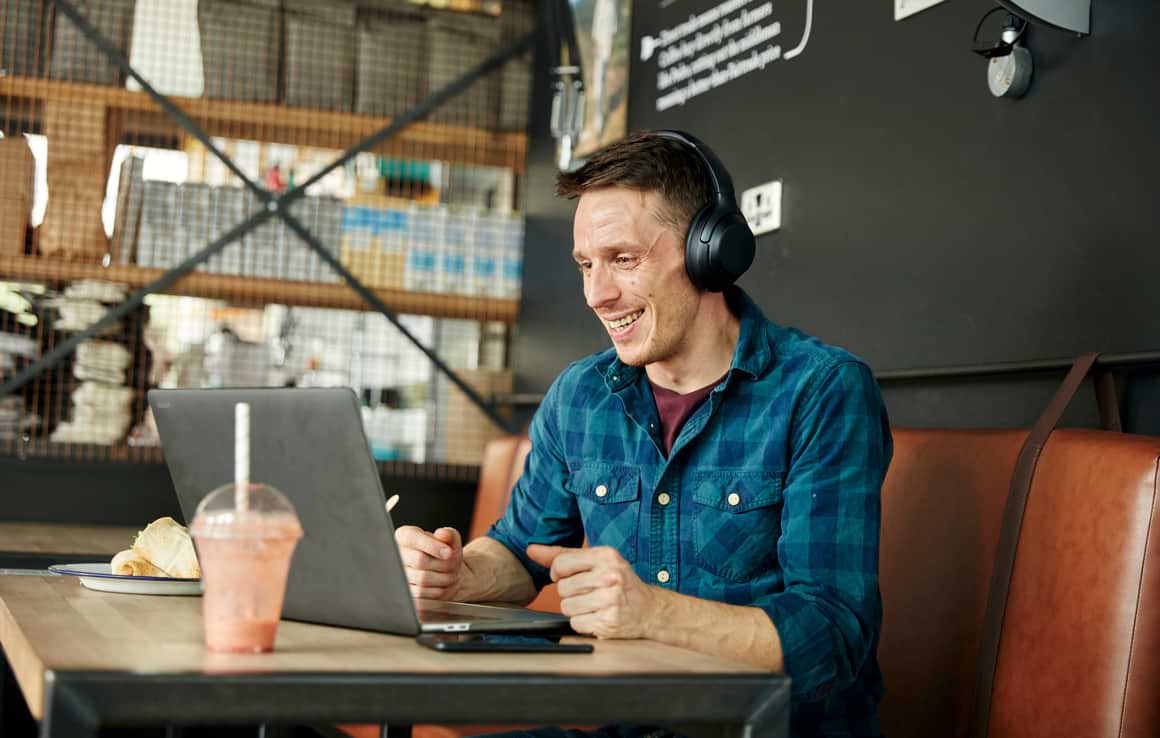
[470,428,1160,738]
[879,428,1160,738]
[466,435,523,542]
[877,429,1023,737]
[988,430,1159,738]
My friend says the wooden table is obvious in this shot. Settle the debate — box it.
[0,575,790,738]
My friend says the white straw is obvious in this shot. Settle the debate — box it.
[235,402,250,513]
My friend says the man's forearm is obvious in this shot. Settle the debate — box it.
[645,587,784,671]
[457,537,539,604]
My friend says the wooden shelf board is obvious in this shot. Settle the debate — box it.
[0,440,482,480]
[0,76,526,170]
[0,256,519,323]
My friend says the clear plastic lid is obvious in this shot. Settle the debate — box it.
[189,482,303,540]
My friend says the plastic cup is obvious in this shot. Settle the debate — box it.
[190,483,303,653]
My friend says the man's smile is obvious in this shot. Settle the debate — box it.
[604,309,644,331]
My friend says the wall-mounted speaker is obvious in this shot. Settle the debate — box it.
[997,0,1090,35]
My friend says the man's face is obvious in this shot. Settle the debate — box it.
[572,187,700,367]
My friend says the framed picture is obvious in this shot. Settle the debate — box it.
[570,0,632,157]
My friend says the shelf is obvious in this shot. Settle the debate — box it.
[0,256,519,323]
[0,439,483,479]
[0,76,527,171]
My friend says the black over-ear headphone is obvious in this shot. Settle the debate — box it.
[652,130,756,292]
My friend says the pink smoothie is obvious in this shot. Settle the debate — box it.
[192,512,302,653]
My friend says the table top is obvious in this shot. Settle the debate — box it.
[0,522,138,556]
[0,574,770,722]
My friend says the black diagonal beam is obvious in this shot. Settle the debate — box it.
[2,0,533,435]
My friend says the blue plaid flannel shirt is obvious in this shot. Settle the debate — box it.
[489,288,892,738]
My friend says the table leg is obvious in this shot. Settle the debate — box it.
[2,646,36,738]
[38,677,98,738]
[741,682,791,738]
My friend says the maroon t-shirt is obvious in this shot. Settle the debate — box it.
[650,376,725,456]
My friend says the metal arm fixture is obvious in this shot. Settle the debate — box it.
[545,0,587,171]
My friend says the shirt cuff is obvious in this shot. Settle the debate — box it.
[485,525,553,590]
[758,592,842,702]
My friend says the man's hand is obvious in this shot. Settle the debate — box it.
[527,544,659,639]
[394,526,464,600]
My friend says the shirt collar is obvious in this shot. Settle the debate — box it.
[602,287,773,391]
[726,287,774,379]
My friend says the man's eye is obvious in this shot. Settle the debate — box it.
[576,262,591,273]
[614,255,636,267]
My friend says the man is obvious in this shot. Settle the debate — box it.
[395,130,892,738]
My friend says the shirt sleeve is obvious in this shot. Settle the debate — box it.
[486,376,584,590]
[753,360,891,702]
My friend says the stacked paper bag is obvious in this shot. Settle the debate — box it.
[51,377,134,445]
[0,331,38,442]
[73,339,132,385]
[0,331,37,380]
[49,281,134,445]
[51,340,134,445]
[0,397,23,442]
[0,135,35,256]
[52,281,128,335]
[38,101,110,260]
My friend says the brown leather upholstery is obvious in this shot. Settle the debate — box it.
[878,429,1024,738]
[466,435,522,541]
[990,431,1160,738]
[879,428,1160,738]
[507,436,532,491]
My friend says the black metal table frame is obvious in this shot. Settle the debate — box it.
[37,670,790,738]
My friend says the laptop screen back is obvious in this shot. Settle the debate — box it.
[150,387,422,636]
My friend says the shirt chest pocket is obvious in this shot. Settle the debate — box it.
[691,470,783,582]
[567,464,641,560]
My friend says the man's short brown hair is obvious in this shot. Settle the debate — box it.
[555,130,714,238]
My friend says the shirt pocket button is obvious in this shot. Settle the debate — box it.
[595,484,608,498]
[727,492,741,506]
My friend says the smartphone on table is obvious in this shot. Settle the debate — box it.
[416,633,594,653]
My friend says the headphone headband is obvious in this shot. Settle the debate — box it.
[651,129,736,201]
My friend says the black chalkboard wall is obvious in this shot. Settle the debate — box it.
[512,0,1160,432]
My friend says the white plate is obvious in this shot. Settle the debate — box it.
[49,563,202,596]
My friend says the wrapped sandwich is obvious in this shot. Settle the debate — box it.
[110,548,168,576]
[110,516,201,578]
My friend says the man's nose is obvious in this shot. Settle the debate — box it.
[585,264,619,309]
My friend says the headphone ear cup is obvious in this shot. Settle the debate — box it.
[684,205,715,291]
[703,209,756,292]
[693,208,756,292]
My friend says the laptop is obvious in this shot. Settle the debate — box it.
[149,387,571,636]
